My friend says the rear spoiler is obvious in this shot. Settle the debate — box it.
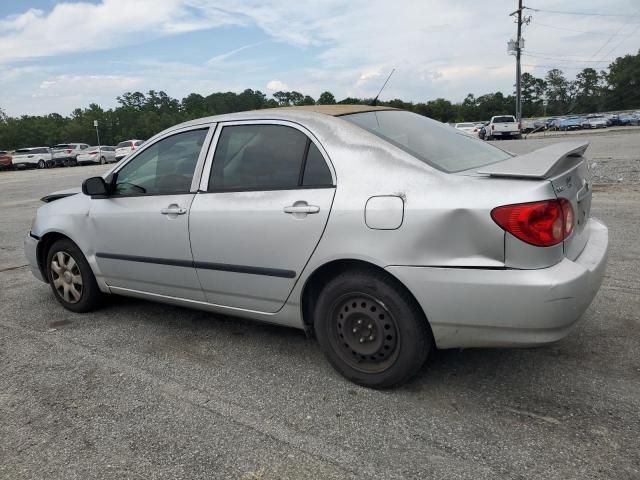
[478,141,589,179]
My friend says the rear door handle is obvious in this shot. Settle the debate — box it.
[161,206,187,215]
[284,205,320,214]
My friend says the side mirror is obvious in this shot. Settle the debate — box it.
[82,176,109,197]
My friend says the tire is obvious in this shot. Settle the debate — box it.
[314,268,432,388]
[37,159,45,169]
[100,156,106,165]
[46,238,102,313]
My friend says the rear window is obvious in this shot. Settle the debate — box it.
[342,110,511,173]
[493,116,516,123]
[456,123,475,128]
[117,141,131,148]
[134,140,144,146]
[53,144,70,149]
[14,149,33,154]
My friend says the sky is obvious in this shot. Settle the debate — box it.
[0,0,639,116]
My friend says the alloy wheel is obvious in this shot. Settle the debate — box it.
[50,251,83,304]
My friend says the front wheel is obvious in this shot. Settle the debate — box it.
[46,239,102,312]
[38,159,45,169]
[314,269,432,388]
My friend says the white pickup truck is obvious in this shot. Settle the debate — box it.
[483,115,521,140]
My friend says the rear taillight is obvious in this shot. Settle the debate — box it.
[518,122,522,130]
[491,124,495,130]
[66,149,72,153]
[88,150,98,155]
[491,199,574,247]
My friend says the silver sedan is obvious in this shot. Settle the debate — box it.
[24,105,609,388]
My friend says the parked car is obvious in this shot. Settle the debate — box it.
[454,122,477,135]
[115,139,144,160]
[618,114,640,126]
[77,146,117,165]
[485,115,521,140]
[51,143,90,167]
[582,116,607,129]
[558,117,584,131]
[0,150,12,170]
[11,147,53,169]
[25,106,608,388]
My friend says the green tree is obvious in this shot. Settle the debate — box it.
[545,69,571,115]
[604,49,640,110]
[521,73,546,117]
[317,91,336,104]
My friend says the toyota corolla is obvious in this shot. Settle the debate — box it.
[25,105,609,388]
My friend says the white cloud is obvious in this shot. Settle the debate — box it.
[0,0,242,63]
[266,80,289,91]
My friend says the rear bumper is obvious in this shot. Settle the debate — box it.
[24,233,46,282]
[386,218,609,349]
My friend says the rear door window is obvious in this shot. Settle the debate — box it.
[208,125,308,191]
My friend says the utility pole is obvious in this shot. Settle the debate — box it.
[515,0,522,123]
[509,1,528,122]
[93,120,101,151]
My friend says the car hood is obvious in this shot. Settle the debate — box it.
[41,187,81,203]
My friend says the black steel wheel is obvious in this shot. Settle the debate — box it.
[314,268,432,388]
[329,293,400,374]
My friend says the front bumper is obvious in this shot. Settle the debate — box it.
[386,218,609,349]
[24,233,46,282]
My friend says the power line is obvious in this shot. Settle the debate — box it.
[522,64,606,70]
[596,23,640,66]
[524,7,640,18]
[531,21,629,36]
[523,53,616,63]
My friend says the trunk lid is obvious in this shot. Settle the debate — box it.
[478,141,592,260]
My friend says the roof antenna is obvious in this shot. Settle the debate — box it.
[370,68,395,106]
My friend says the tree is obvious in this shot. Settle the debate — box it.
[520,73,546,117]
[604,49,640,110]
[300,95,316,105]
[545,69,571,115]
[317,91,336,105]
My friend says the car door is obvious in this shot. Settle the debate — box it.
[89,125,214,301]
[189,121,336,313]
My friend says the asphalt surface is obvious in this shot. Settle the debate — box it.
[1,131,639,479]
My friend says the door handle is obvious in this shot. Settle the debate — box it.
[284,205,320,214]
[161,206,187,215]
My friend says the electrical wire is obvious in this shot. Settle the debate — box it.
[524,7,640,18]
[531,21,628,36]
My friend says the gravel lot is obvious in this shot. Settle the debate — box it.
[1,130,639,479]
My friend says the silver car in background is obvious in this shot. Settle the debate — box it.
[115,139,144,160]
[24,105,608,388]
[77,146,117,165]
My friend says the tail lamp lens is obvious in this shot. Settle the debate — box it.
[491,199,574,247]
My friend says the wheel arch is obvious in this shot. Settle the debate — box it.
[36,231,77,281]
[300,258,433,339]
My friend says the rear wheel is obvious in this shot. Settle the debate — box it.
[46,239,102,312]
[100,156,106,165]
[314,269,431,388]
[38,159,45,169]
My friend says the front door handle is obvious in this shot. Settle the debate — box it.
[284,204,320,214]
[161,205,187,215]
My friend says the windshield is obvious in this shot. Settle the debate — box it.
[341,110,512,173]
